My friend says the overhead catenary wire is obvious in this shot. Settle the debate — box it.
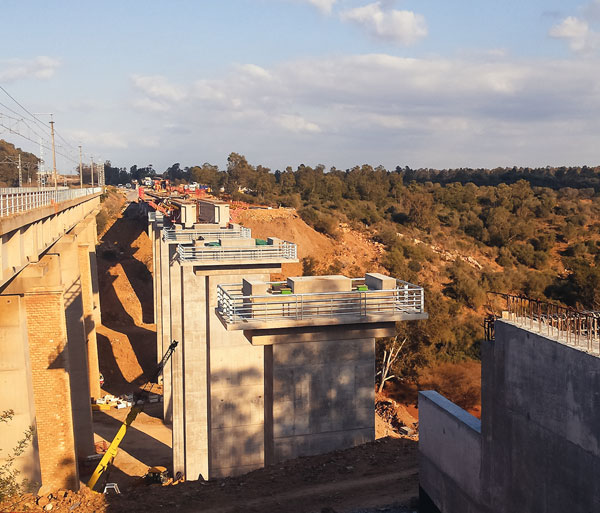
[0,122,79,164]
[0,85,50,132]
[0,84,96,168]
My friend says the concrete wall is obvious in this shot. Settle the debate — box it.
[72,217,101,400]
[49,237,95,460]
[10,256,80,491]
[419,391,485,513]
[0,208,102,492]
[269,337,374,463]
[0,295,41,487]
[420,320,600,513]
[0,193,101,288]
[480,321,600,513]
[172,264,272,480]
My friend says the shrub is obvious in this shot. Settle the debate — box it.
[0,410,34,500]
[419,361,481,411]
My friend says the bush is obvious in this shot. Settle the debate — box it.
[0,410,34,500]
[419,361,481,411]
[301,256,318,276]
[298,207,339,238]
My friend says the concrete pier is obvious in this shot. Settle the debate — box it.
[0,198,102,492]
[217,273,427,470]
[145,214,253,423]
[142,198,427,482]
[170,238,298,480]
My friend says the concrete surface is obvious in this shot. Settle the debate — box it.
[418,391,483,513]
[0,192,101,288]
[270,336,375,463]
[419,319,600,513]
[0,206,103,492]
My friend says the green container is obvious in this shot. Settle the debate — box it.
[281,289,292,295]
[255,239,268,245]
[206,241,220,247]
[356,285,368,291]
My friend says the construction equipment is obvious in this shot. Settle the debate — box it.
[144,466,169,485]
[87,340,178,492]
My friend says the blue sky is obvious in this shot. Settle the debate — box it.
[0,0,599,173]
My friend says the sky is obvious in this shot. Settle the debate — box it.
[1,0,600,174]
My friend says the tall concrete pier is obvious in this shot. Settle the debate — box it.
[168,236,299,480]
[142,197,427,482]
[146,215,253,422]
[217,273,427,469]
[0,188,102,492]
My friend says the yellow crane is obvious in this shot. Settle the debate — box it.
[87,340,178,492]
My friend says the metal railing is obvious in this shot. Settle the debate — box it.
[0,186,69,194]
[217,278,425,324]
[162,226,251,242]
[177,240,297,262]
[489,293,600,355]
[0,187,102,217]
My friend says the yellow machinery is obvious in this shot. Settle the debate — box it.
[87,340,178,492]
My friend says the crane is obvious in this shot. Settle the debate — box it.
[87,340,178,492]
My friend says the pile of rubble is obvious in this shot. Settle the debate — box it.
[92,392,161,411]
[375,399,418,438]
[0,487,106,513]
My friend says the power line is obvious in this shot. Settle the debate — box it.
[0,85,97,168]
[0,85,49,131]
[0,122,78,164]
[0,110,51,146]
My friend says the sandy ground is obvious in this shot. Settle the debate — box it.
[234,208,386,278]
[79,403,172,492]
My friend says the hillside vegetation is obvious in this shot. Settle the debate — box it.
[97,155,600,384]
[0,140,38,187]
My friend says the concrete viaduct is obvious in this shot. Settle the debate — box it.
[0,186,103,492]
[0,186,428,494]
[142,195,428,481]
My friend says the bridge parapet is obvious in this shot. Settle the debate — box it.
[0,187,101,217]
[0,187,102,289]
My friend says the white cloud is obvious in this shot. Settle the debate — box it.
[69,129,128,149]
[303,0,336,14]
[238,63,273,81]
[0,56,60,82]
[340,2,427,45]
[132,97,170,112]
[118,51,600,171]
[549,16,599,52]
[130,74,186,102]
[277,114,321,133]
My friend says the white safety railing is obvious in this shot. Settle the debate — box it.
[0,186,69,194]
[177,241,297,262]
[0,187,102,217]
[217,278,425,324]
[162,226,251,242]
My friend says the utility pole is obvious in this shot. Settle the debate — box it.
[49,118,57,189]
[79,146,83,189]
[91,158,94,187]
[18,154,22,187]
[39,139,45,188]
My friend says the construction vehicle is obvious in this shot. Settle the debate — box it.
[144,466,170,485]
[87,340,178,492]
